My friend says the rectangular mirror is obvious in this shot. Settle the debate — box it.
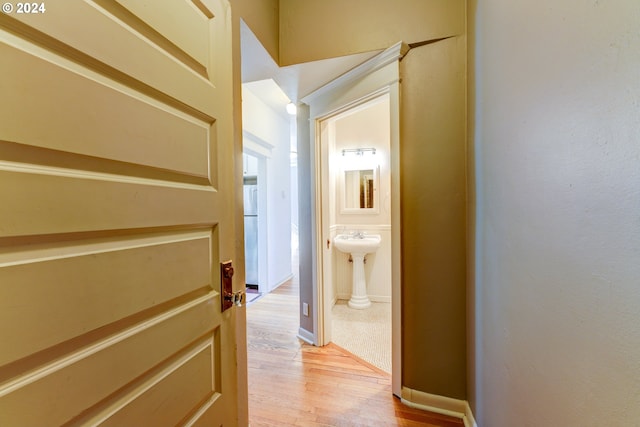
[341,167,379,214]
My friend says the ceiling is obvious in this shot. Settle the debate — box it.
[240,21,381,114]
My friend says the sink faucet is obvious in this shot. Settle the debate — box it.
[350,230,365,239]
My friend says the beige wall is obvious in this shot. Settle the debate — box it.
[400,37,468,399]
[230,0,279,62]
[466,0,479,419]
[470,0,640,425]
[279,0,464,65]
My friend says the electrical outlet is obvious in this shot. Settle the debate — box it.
[302,302,309,316]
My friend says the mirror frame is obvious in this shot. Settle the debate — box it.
[339,165,380,215]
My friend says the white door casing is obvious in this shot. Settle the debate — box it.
[0,0,244,425]
[301,42,407,397]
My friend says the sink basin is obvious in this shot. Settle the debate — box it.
[333,233,381,309]
[333,234,381,254]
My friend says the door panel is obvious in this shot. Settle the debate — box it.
[0,230,212,366]
[0,170,217,236]
[0,0,240,425]
[7,0,219,114]
[77,339,218,427]
[0,44,211,177]
[0,297,219,426]
[112,0,211,68]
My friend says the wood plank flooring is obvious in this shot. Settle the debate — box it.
[246,278,464,427]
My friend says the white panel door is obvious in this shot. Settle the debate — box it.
[0,0,244,425]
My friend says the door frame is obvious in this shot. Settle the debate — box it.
[301,42,407,396]
[241,147,269,293]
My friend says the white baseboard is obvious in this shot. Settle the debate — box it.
[270,274,294,292]
[465,403,478,427]
[297,327,315,345]
[401,387,477,427]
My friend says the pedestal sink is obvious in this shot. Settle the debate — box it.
[333,233,381,309]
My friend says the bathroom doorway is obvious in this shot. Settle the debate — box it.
[301,43,406,395]
[316,93,394,374]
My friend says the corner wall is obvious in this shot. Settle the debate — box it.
[400,37,467,399]
[296,104,314,334]
[229,0,279,62]
[279,0,464,65]
[470,1,640,425]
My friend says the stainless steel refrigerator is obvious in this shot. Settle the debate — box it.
[243,177,258,286]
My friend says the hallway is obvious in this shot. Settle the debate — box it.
[246,278,464,427]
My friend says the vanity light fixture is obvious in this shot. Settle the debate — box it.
[341,148,376,156]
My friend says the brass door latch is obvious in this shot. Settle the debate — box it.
[221,260,245,311]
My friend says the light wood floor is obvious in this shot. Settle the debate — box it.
[246,278,464,427]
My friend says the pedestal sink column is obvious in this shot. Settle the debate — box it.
[333,234,380,309]
[348,252,371,309]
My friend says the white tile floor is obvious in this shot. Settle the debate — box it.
[331,300,392,373]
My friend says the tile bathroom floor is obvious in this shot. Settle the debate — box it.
[331,300,392,373]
